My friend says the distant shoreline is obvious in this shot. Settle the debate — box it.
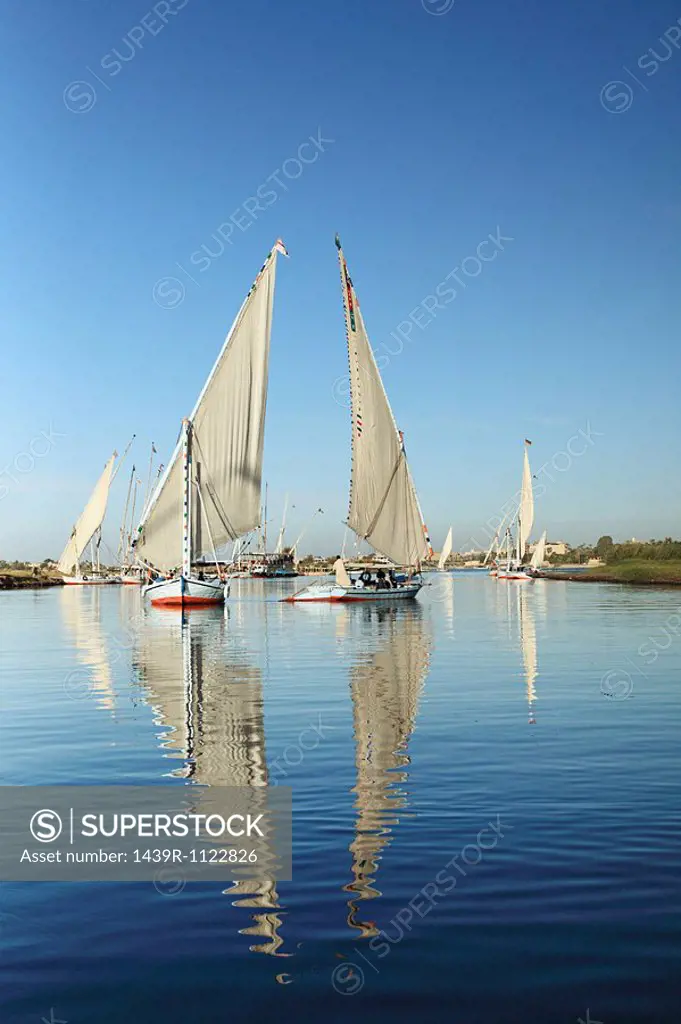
[0,570,63,590]
[541,560,681,586]
[3,561,681,590]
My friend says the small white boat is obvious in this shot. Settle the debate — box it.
[134,241,287,608]
[62,573,120,586]
[119,569,143,586]
[287,236,431,604]
[496,565,533,581]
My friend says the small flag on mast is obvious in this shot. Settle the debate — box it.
[274,239,290,257]
[524,438,532,445]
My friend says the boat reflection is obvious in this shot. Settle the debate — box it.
[133,607,288,957]
[344,604,431,937]
[60,586,118,712]
[517,585,538,724]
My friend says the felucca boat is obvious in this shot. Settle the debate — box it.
[58,449,126,585]
[287,237,432,603]
[526,529,547,577]
[497,441,535,581]
[133,240,287,607]
[438,526,453,571]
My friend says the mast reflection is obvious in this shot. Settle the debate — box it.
[133,607,287,957]
[344,604,431,938]
[517,586,538,725]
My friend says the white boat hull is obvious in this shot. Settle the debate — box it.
[62,575,120,585]
[144,574,227,607]
[496,570,533,581]
[285,580,422,603]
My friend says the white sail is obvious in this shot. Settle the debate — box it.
[58,454,116,575]
[135,247,280,572]
[438,527,453,570]
[530,530,547,569]
[337,240,430,568]
[518,445,534,558]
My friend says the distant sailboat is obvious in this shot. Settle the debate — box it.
[497,441,535,581]
[528,529,547,575]
[58,451,121,585]
[288,236,432,602]
[438,527,453,571]
[134,241,287,607]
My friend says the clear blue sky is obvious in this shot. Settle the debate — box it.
[1,0,680,559]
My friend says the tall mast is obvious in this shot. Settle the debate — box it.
[110,434,135,485]
[118,464,136,563]
[141,442,157,520]
[126,477,139,566]
[263,482,268,553]
[182,420,192,577]
[275,494,288,553]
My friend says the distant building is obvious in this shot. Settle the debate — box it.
[528,540,569,557]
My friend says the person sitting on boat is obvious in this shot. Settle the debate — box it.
[376,568,389,590]
[333,555,352,589]
[388,568,397,589]
[359,569,373,588]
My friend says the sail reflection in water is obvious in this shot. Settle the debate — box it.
[517,585,538,724]
[133,609,288,957]
[344,605,431,937]
[60,587,119,711]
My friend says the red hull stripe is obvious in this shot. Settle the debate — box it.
[150,596,223,607]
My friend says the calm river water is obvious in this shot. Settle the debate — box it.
[1,574,680,1023]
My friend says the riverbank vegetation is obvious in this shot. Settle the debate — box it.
[0,560,63,589]
[584,560,681,584]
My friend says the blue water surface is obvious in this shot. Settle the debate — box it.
[1,576,679,1023]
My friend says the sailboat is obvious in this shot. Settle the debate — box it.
[287,236,432,603]
[133,241,287,607]
[497,440,535,581]
[437,526,453,571]
[527,529,547,577]
[58,451,123,585]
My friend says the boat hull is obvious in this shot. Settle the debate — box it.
[62,576,120,585]
[285,581,422,603]
[144,575,227,607]
[496,571,533,581]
